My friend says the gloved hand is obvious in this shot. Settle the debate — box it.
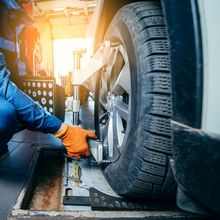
[55,124,97,158]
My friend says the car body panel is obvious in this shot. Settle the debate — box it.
[198,0,220,134]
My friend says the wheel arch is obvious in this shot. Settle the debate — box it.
[161,0,203,128]
[93,0,153,51]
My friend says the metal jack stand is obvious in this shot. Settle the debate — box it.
[71,49,105,164]
[72,49,86,126]
[70,42,120,164]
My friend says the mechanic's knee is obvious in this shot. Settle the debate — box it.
[0,98,17,134]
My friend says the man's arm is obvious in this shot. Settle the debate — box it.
[0,52,97,158]
[0,52,62,133]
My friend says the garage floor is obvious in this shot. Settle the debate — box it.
[0,97,93,220]
[0,130,63,220]
[0,99,208,220]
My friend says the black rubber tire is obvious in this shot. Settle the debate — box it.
[100,1,176,198]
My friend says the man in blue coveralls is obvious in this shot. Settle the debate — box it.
[0,0,96,158]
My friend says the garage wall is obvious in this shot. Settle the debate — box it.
[50,16,89,39]
[34,17,54,75]
[32,13,91,78]
[52,24,88,39]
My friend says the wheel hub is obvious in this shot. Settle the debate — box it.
[107,93,115,113]
[98,44,131,159]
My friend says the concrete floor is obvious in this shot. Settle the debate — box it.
[0,130,63,220]
[0,98,94,220]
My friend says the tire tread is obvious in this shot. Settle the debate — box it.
[124,1,174,196]
[103,1,175,198]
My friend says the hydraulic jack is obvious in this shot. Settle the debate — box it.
[71,49,104,164]
[71,42,117,165]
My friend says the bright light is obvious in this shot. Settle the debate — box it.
[87,4,96,7]
[72,11,80,15]
[53,38,91,84]
[53,8,64,11]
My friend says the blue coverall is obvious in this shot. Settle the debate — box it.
[0,52,62,147]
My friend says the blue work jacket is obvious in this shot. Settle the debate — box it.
[0,1,62,134]
[0,52,62,133]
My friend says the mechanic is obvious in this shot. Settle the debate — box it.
[0,51,96,157]
[0,0,96,157]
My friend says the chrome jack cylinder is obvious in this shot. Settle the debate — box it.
[72,49,85,125]
[72,85,80,125]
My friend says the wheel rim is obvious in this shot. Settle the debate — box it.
[98,44,131,159]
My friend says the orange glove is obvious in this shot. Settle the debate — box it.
[55,124,97,158]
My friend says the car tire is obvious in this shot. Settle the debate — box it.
[96,1,175,197]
